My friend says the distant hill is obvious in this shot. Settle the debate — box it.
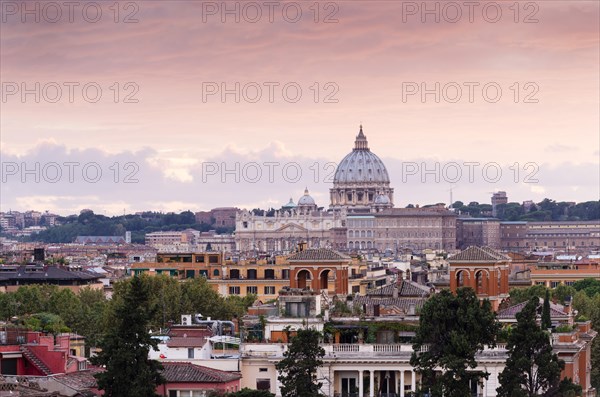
[21,210,234,244]
[450,199,599,221]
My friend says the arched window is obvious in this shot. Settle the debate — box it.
[213,269,220,277]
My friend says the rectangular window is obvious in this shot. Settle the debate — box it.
[565,281,574,286]
[259,368,268,372]
[247,286,258,294]
[169,391,206,397]
[376,330,395,344]
[188,348,194,359]
[229,286,240,295]
[256,379,271,391]
[551,281,560,288]
[264,286,276,295]
[285,302,308,317]
[282,269,290,279]
[185,270,195,279]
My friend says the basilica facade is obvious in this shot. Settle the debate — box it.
[235,189,347,253]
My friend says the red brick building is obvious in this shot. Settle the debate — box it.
[0,330,87,376]
[287,248,351,295]
[448,246,510,310]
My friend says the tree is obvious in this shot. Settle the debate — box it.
[22,312,70,334]
[276,328,325,397]
[497,297,564,397]
[410,288,499,397]
[508,285,547,306]
[542,289,552,330]
[552,285,576,305]
[591,338,600,390]
[91,276,165,397]
[572,278,600,297]
[545,378,583,397]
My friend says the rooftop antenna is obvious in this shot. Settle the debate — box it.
[447,185,457,209]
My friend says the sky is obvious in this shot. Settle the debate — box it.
[1,0,599,215]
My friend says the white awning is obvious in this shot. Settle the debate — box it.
[0,352,23,359]
[207,335,241,345]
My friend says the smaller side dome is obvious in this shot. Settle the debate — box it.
[282,198,297,209]
[298,188,316,206]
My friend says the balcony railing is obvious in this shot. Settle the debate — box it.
[325,344,416,355]
[350,274,365,279]
[241,343,508,358]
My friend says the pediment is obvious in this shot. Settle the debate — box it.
[276,223,308,233]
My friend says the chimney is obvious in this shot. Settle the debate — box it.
[57,334,70,350]
[408,304,416,316]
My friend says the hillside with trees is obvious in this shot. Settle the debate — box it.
[450,199,599,221]
[21,210,233,244]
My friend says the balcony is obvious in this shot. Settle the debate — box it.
[323,343,415,357]
[241,343,507,359]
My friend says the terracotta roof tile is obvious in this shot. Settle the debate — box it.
[449,246,511,263]
[497,298,569,319]
[166,337,207,348]
[366,280,431,297]
[161,362,240,383]
[353,296,426,313]
[52,368,102,391]
[398,280,432,296]
[287,249,351,262]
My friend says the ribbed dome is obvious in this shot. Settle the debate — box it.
[298,188,316,206]
[333,126,390,184]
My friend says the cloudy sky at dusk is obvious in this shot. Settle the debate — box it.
[1,0,598,215]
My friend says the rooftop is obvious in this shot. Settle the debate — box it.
[449,246,511,263]
[0,265,102,282]
[366,280,431,297]
[51,368,102,392]
[287,248,351,262]
[497,298,569,319]
[160,362,241,383]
